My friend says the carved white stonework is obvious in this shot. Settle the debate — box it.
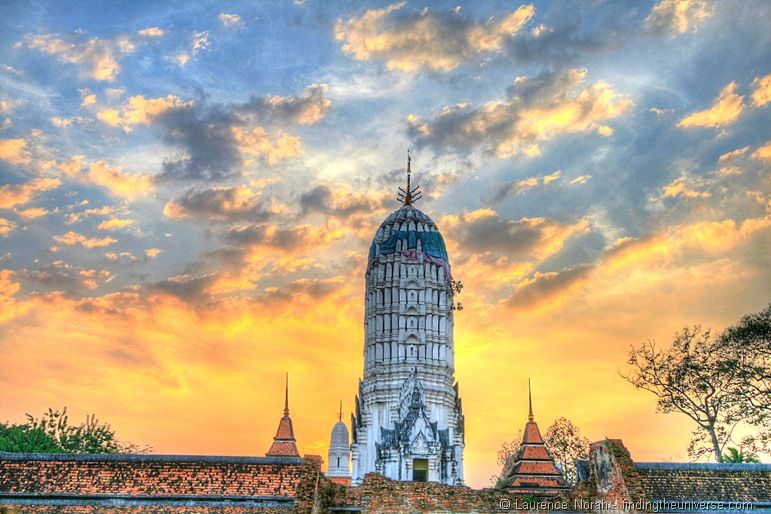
[349,204,465,485]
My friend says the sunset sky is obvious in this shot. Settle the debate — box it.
[0,0,769,488]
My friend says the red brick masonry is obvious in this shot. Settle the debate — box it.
[4,444,771,513]
[0,452,316,513]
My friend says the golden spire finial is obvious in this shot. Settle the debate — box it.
[528,378,534,421]
[338,400,343,422]
[284,372,290,417]
[397,149,422,205]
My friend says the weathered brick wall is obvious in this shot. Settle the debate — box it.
[0,454,307,497]
[575,439,646,512]
[326,472,546,513]
[0,453,322,514]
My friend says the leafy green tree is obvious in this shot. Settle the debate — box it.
[27,408,119,454]
[1,407,150,454]
[721,447,760,463]
[0,424,60,453]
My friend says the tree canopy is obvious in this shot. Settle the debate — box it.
[0,407,150,454]
[544,417,589,485]
[623,304,771,462]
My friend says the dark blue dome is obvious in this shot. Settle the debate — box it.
[368,205,449,266]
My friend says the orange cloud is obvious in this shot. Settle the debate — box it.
[85,161,153,199]
[0,218,16,236]
[97,95,192,131]
[506,265,593,312]
[439,209,589,296]
[53,231,117,248]
[678,82,744,128]
[496,214,771,318]
[604,217,770,271]
[0,269,24,324]
[15,207,49,219]
[408,68,631,158]
[645,0,712,34]
[751,141,771,161]
[441,209,588,261]
[17,32,135,81]
[659,174,711,200]
[97,217,135,231]
[54,156,152,200]
[0,177,61,209]
[163,185,276,221]
[335,3,534,72]
[232,126,303,164]
[81,93,97,107]
[597,124,614,137]
[488,170,562,202]
[718,146,749,162]
[58,155,86,176]
[0,138,32,165]
[750,73,771,107]
[256,84,331,125]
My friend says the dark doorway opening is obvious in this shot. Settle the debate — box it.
[412,459,428,482]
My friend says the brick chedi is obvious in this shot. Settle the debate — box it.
[266,373,301,458]
[502,380,570,496]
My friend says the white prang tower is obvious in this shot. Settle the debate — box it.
[350,153,464,485]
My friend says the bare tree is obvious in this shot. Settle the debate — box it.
[624,326,738,462]
[491,430,521,488]
[623,305,771,462]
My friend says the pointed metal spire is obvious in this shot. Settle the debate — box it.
[397,149,422,205]
[338,400,343,422]
[528,378,534,421]
[284,372,290,417]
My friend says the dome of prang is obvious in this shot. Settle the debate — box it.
[367,204,450,269]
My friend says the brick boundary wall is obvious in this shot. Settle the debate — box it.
[320,472,577,513]
[0,452,320,513]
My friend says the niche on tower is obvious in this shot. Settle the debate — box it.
[399,264,426,362]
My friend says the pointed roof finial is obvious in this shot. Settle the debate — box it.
[528,378,534,421]
[284,372,290,417]
[397,149,422,206]
[338,400,343,422]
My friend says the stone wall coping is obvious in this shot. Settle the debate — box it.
[636,461,771,472]
[0,452,305,465]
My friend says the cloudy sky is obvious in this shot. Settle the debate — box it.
[0,0,769,486]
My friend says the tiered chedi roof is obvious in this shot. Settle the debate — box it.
[503,381,569,496]
[266,373,300,458]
